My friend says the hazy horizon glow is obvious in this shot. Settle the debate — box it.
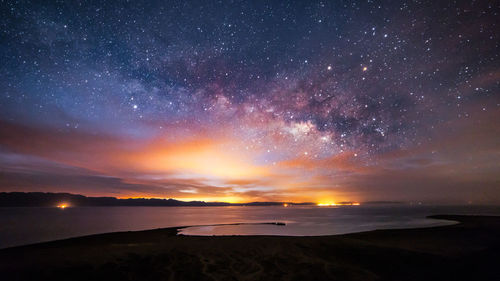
[1,1,499,204]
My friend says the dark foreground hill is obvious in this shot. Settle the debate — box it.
[0,215,499,281]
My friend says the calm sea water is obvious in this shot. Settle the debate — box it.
[1,204,499,249]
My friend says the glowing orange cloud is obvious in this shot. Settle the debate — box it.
[120,138,270,180]
[0,120,363,203]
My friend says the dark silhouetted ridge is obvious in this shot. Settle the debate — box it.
[0,192,314,207]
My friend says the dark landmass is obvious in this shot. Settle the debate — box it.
[0,192,314,207]
[1,215,499,281]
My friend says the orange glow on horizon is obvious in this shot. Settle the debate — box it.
[116,192,360,205]
[317,203,337,206]
[26,126,367,204]
[117,196,245,203]
[28,122,367,204]
[170,196,245,204]
[57,203,69,209]
[317,202,360,206]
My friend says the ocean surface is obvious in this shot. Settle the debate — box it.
[1,204,499,249]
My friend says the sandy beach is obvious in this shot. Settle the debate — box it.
[1,215,499,280]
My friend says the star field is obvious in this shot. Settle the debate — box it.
[1,0,499,203]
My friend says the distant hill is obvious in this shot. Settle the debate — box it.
[0,192,313,207]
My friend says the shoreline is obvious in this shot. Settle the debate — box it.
[1,215,499,280]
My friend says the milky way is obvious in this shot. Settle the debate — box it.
[1,1,499,203]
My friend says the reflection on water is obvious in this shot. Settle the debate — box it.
[179,206,458,236]
[1,205,499,248]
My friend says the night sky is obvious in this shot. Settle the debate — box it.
[1,1,499,203]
